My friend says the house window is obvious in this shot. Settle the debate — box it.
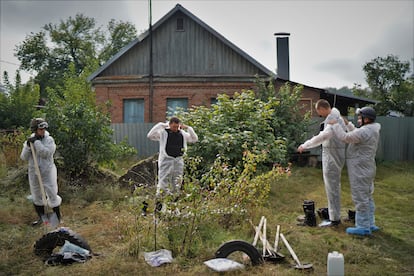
[176,18,184,31]
[211,97,218,106]
[123,99,144,123]
[167,98,188,117]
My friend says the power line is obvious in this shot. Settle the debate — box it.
[0,59,20,66]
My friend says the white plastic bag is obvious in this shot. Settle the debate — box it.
[58,240,90,255]
[204,258,245,272]
[144,249,173,267]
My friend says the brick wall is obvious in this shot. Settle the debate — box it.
[94,81,256,123]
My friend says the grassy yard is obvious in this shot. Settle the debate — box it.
[0,161,413,275]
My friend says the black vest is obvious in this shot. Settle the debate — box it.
[165,129,184,157]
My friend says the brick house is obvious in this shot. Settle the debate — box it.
[88,4,375,123]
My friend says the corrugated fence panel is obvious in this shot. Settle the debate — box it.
[375,117,414,161]
[113,118,414,161]
[111,123,158,158]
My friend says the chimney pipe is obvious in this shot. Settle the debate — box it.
[274,32,290,80]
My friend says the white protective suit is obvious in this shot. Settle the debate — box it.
[299,107,346,221]
[332,121,381,230]
[20,131,62,208]
[147,123,198,196]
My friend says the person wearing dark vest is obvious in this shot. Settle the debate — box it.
[147,117,198,205]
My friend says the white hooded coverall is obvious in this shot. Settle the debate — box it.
[299,108,346,221]
[20,131,62,208]
[147,123,198,196]
[332,121,381,230]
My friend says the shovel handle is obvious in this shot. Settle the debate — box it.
[252,216,265,246]
[29,143,48,209]
[274,225,280,252]
[263,218,267,256]
[249,220,274,255]
[280,233,302,267]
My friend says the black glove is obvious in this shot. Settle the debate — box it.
[27,136,39,146]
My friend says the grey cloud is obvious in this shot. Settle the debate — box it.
[1,1,132,33]
[314,17,413,87]
[361,19,414,63]
[314,58,365,86]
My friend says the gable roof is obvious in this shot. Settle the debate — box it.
[88,4,275,82]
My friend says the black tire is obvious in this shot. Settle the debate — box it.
[215,240,263,266]
[34,227,91,257]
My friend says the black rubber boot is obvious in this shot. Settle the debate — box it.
[317,207,330,221]
[52,206,62,222]
[345,209,355,222]
[155,201,163,213]
[32,204,45,226]
[301,200,316,226]
[141,201,148,216]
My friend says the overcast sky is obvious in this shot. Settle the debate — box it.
[1,0,413,89]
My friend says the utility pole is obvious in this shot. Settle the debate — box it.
[148,0,154,122]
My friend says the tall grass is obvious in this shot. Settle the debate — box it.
[0,161,413,275]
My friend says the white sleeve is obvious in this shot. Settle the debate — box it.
[34,137,56,159]
[301,126,333,149]
[332,123,362,143]
[183,126,198,143]
[346,122,356,132]
[147,122,168,141]
[20,142,31,161]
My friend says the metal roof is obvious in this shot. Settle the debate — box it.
[322,89,378,105]
[87,4,275,82]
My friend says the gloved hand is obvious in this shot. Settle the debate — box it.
[27,136,39,146]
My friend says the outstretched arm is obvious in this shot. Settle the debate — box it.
[298,126,333,152]
[331,123,361,143]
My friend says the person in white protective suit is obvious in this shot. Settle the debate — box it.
[298,99,346,227]
[20,118,62,226]
[147,117,198,207]
[328,106,381,236]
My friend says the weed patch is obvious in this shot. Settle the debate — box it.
[0,161,413,275]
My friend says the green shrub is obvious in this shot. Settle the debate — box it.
[0,72,40,130]
[44,64,136,179]
[121,149,291,259]
[179,90,287,173]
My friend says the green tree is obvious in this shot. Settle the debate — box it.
[352,83,372,99]
[99,19,138,63]
[267,82,311,156]
[176,81,308,187]
[0,71,40,129]
[179,90,287,173]
[363,55,413,116]
[326,86,354,96]
[391,77,414,116]
[44,63,136,179]
[15,13,137,98]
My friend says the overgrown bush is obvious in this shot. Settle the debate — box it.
[257,80,311,156]
[122,80,305,258]
[0,72,41,130]
[44,63,136,179]
[122,149,291,258]
[179,90,287,174]
[0,129,29,169]
[178,81,309,176]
